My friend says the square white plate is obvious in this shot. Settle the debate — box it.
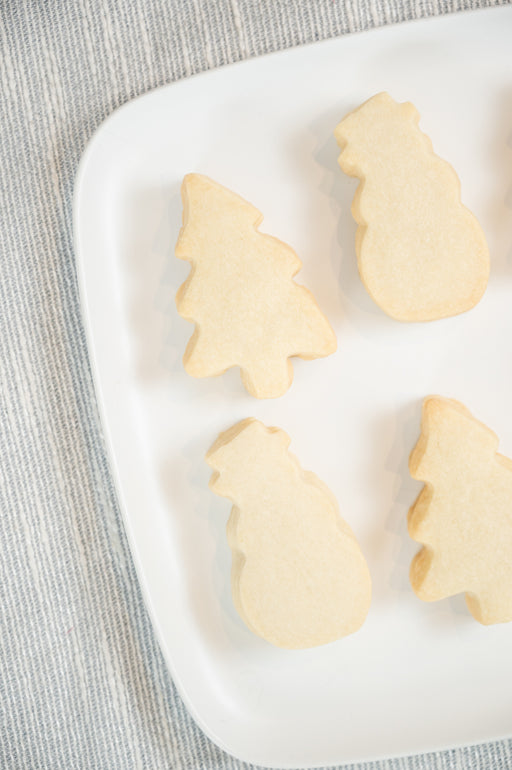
[74,7,512,767]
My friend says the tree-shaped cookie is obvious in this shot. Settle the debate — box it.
[175,174,336,398]
[408,397,512,624]
[206,418,371,648]
[334,93,490,322]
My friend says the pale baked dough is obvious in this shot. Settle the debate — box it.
[175,174,336,398]
[206,418,372,648]
[334,93,490,322]
[409,396,512,624]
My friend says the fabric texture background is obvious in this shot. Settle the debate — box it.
[1,2,511,768]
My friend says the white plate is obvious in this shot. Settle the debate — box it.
[74,7,512,767]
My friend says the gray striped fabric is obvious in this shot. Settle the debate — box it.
[0,2,511,768]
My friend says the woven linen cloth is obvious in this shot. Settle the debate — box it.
[1,2,511,769]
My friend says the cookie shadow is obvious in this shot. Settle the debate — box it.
[123,182,250,402]
[377,399,478,630]
[159,435,266,658]
[487,87,512,278]
[306,101,390,327]
[364,400,423,605]
[122,181,186,384]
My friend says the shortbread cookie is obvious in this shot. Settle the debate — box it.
[175,174,336,398]
[334,93,489,322]
[408,397,512,624]
[206,418,371,648]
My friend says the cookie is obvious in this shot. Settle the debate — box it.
[408,396,512,624]
[175,174,336,398]
[334,93,490,322]
[206,418,371,648]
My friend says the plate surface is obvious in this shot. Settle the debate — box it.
[74,7,512,767]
